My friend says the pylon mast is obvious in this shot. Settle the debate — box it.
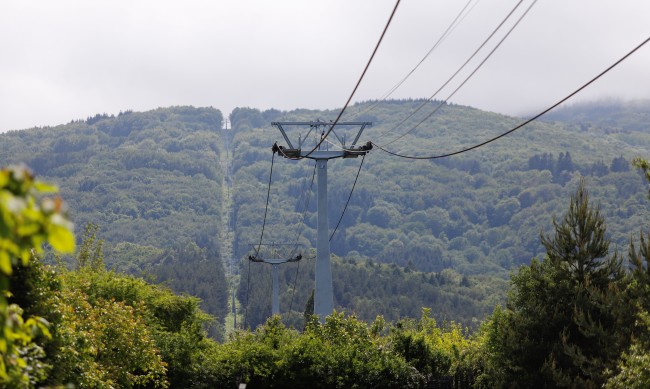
[271,121,372,322]
[249,248,302,316]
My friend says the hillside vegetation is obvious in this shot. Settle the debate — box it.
[2,101,650,331]
[0,107,229,330]
[3,100,650,387]
[229,100,650,328]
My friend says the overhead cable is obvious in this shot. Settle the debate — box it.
[372,35,650,160]
[380,0,538,147]
[330,154,366,242]
[255,152,276,254]
[289,162,317,257]
[348,0,479,120]
[244,151,276,328]
[375,0,531,145]
[287,258,302,317]
[303,0,401,158]
[243,257,252,329]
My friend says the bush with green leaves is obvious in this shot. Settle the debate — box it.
[0,165,74,386]
[208,313,422,388]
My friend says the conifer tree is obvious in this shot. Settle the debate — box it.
[495,179,629,388]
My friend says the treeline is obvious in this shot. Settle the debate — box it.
[241,252,506,330]
[543,99,650,132]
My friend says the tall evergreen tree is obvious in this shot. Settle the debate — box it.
[493,179,629,388]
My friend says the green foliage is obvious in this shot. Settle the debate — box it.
[7,223,221,387]
[0,107,230,338]
[389,310,452,379]
[604,309,650,389]
[9,246,226,387]
[488,180,630,388]
[632,157,650,199]
[5,101,650,386]
[7,258,63,387]
[0,165,75,274]
[76,222,104,270]
[605,229,650,388]
[540,178,618,286]
[151,242,228,341]
[203,310,490,388]
[0,106,223,263]
[0,165,74,386]
[209,313,422,388]
[229,100,650,327]
[52,279,168,388]
[63,267,218,387]
[4,102,650,334]
[241,253,506,330]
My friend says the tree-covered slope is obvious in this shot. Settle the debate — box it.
[3,100,650,332]
[229,100,650,328]
[543,99,650,132]
[0,106,229,326]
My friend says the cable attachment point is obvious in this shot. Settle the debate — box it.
[248,255,263,262]
[359,141,373,152]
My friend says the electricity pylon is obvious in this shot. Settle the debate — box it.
[271,120,372,322]
[248,243,302,316]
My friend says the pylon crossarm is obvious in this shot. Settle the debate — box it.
[299,127,316,148]
[272,123,295,149]
[271,121,372,160]
[330,127,344,145]
[350,123,369,146]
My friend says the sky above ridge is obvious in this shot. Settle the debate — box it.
[1,0,649,132]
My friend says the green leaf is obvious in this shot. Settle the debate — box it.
[0,251,11,276]
[33,182,58,193]
[48,224,75,253]
[16,223,40,237]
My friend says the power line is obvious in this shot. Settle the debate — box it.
[372,35,650,160]
[289,162,317,257]
[255,152,276,254]
[324,1,534,253]
[380,0,538,147]
[243,257,252,329]
[347,0,479,121]
[244,151,276,328]
[303,0,401,159]
[287,259,301,317]
[287,163,317,318]
[330,154,366,242]
[374,0,530,146]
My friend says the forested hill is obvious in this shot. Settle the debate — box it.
[0,106,230,331]
[543,99,650,132]
[230,99,650,327]
[2,100,650,331]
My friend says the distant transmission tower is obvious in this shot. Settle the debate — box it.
[248,243,302,316]
[271,121,372,322]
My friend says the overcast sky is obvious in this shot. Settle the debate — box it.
[1,0,649,132]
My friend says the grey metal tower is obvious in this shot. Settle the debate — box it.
[248,248,302,316]
[271,120,372,322]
